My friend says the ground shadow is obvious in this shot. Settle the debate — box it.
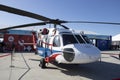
[29,58,120,80]
[29,58,40,61]
[51,61,120,80]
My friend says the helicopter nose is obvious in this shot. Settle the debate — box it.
[63,48,75,62]
[56,44,100,64]
[74,44,101,63]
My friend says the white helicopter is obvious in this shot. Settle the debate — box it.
[36,27,100,68]
[1,4,120,68]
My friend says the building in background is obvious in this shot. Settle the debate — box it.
[85,34,112,50]
[3,30,37,52]
[112,34,120,50]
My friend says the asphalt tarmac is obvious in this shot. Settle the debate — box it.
[0,51,120,80]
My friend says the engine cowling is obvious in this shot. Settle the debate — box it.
[63,48,75,62]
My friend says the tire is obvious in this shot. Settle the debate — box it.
[119,54,120,59]
[35,50,38,55]
[39,58,46,68]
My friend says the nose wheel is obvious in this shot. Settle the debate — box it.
[39,58,46,68]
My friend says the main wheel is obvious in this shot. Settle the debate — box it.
[39,58,46,68]
[35,50,38,55]
[119,54,120,59]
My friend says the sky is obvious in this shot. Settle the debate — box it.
[0,0,120,36]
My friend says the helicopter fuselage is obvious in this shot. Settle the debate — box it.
[36,28,101,64]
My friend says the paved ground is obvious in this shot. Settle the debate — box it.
[0,51,120,80]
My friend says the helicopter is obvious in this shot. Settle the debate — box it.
[1,4,120,68]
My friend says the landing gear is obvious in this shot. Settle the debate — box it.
[39,58,46,68]
[119,54,120,59]
[35,49,38,55]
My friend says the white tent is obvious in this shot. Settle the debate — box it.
[112,34,120,41]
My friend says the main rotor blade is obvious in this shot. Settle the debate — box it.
[0,22,46,31]
[63,21,120,25]
[0,4,52,21]
[59,24,69,29]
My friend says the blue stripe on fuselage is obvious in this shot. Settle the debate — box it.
[37,47,61,58]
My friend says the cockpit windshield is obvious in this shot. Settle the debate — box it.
[82,35,91,44]
[62,34,88,46]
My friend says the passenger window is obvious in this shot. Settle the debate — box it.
[53,36,61,47]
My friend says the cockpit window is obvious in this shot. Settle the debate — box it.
[62,34,85,46]
[82,35,91,43]
[74,35,85,43]
[62,34,77,46]
[53,35,61,47]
